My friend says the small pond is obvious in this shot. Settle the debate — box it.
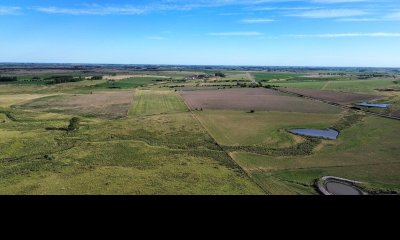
[356,102,391,108]
[289,128,339,140]
[325,182,363,195]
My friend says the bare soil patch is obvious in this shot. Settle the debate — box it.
[104,75,169,80]
[392,109,400,118]
[22,91,134,118]
[281,88,381,104]
[180,88,339,113]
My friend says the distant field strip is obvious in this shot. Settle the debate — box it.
[19,91,134,119]
[274,79,396,94]
[129,90,188,116]
[181,88,340,114]
[281,88,381,104]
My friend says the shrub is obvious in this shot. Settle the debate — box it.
[0,76,17,82]
[215,72,226,78]
[91,76,103,80]
[67,117,81,131]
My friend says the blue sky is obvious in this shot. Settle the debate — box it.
[0,0,400,67]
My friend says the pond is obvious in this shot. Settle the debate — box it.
[356,102,391,108]
[289,128,339,140]
[325,182,363,195]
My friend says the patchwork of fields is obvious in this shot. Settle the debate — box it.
[0,68,399,195]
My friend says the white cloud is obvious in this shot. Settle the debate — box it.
[148,36,166,40]
[35,5,148,15]
[0,6,21,15]
[309,0,368,3]
[289,32,400,38]
[31,1,377,16]
[240,18,275,23]
[209,32,264,36]
[386,11,400,20]
[287,9,367,18]
[336,18,380,22]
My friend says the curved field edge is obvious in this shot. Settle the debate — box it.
[194,110,342,147]
[230,116,400,194]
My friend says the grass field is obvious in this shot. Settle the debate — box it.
[93,77,160,89]
[231,116,400,194]
[252,72,299,82]
[129,90,188,116]
[1,68,399,195]
[196,110,341,148]
[0,106,263,194]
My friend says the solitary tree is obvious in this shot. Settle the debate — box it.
[215,72,226,78]
[67,117,81,131]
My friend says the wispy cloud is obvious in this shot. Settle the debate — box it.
[209,32,263,36]
[336,18,381,22]
[148,36,166,40]
[287,9,368,18]
[386,11,400,20]
[0,6,21,15]
[248,6,321,12]
[35,5,148,15]
[289,32,400,38]
[31,1,377,16]
[240,18,275,23]
[309,0,369,3]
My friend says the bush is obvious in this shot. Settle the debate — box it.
[0,76,17,82]
[67,117,81,131]
[215,72,226,78]
[45,75,82,84]
[91,76,103,80]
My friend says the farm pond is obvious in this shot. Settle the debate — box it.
[356,102,391,108]
[325,182,363,195]
[289,128,339,140]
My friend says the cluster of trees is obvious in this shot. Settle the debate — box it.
[357,73,388,79]
[45,75,83,84]
[214,72,226,77]
[236,82,262,88]
[90,76,103,80]
[264,84,279,89]
[0,76,17,82]
[319,72,346,76]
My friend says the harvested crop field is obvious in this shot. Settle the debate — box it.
[392,109,400,118]
[180,88,340,113]
[280,88,381,104]
[20,91,134,118]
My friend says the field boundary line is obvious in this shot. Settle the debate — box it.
[274,87,400,121]
[178,93,269,195]
[246,161,400,173]
[126,89,137,117]
[321,81,331,90]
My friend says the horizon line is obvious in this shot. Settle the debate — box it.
[0,62,399,69]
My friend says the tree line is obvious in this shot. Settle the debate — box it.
[0,76,17,82]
